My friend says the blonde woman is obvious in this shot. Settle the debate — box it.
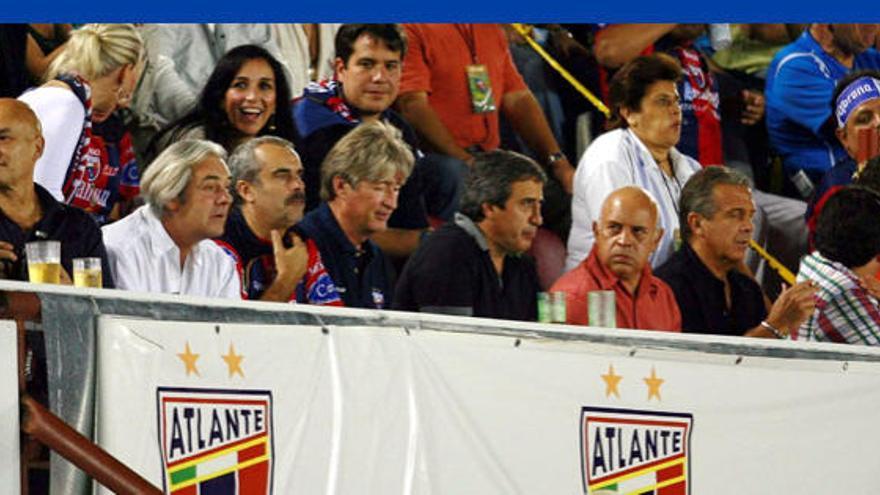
[18,23,143,222]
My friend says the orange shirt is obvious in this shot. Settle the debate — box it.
[400,23,527,151]
[550,246,682,331]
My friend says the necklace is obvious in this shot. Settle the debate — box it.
[657,156,682,215]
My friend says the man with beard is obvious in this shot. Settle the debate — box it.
[216,136,342,304]
[766,24,880,194]
[393,150,544,321]
[655,166,816,338]
[550,186,680,331]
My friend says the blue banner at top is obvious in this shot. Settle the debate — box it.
[2,0,876,23]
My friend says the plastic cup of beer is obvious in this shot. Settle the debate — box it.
[25,241,61,284]
[588,290,616,328]
[73,257,102,288]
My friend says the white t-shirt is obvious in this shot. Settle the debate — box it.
[18,86,84,201]
[102,205,242,299]
[566,128,702,271]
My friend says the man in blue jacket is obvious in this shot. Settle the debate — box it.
[766,24,880,196]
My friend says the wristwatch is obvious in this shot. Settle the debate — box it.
[547,151,566,167]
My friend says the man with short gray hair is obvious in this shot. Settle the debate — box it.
[294,121,413,308]
[393,150,543,321]
[102,139,241,298]
[655,166,815,338]
[216,136,342,304]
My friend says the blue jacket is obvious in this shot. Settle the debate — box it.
[766,31,880,180]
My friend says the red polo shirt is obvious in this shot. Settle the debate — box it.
[399,23,527,151]
[550,246,681,331]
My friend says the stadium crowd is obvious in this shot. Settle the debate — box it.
[3,22,880,344]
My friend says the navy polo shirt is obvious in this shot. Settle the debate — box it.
[294,203,394,309]
[0,184,114,287]
[655,242,765,336]
[393,214,539,321]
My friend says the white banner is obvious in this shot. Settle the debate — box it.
[95,316,880,494]
[0,320,19,493]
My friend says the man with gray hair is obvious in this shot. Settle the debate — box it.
[550,186,681,331]
[216,136,341,305]
[393,150,544,321]
[655,166,815,338]
[102,139,241,298]
[294,120,414,308]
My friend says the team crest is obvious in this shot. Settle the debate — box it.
[580,407,692,495]
[157,388,274,494]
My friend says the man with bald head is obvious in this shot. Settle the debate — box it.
[550,186,681,331]
[0,98,112,284]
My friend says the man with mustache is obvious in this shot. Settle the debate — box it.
[216,136,342,304]
[295,121,413,309]
[655,166,816,338]
[550,186,680,331]
[394,150,544,321]
[766,24,880,197]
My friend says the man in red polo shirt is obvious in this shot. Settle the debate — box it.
[551,186,681,331]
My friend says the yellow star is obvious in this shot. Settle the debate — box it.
[643,367,664,401]
[177,342,200,377]
[221,344,244,378]
[600,364,623,398]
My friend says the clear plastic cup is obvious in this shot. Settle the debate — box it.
[25,241,61,284]
[73,257,102,288]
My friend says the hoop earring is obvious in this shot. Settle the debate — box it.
[268,113,277,132]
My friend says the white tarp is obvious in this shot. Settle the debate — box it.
[0,320,20,492]
[95,316,880,494]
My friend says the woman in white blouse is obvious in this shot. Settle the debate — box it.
[566,53,702,271]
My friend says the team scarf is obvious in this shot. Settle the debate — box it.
[56,73,97,202]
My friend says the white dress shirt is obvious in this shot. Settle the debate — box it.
[566,128,702,271]
[102,205,242,298]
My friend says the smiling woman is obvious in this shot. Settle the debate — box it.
[150,44,296,161]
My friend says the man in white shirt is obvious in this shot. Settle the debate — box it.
[102,139,242,298]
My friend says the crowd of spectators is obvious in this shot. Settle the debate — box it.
[3,22,880,346]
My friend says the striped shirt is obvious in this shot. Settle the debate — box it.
[795,252,880,345]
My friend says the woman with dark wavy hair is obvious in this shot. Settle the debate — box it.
[151,44,295,157]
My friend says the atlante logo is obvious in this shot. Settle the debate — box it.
[157,387,274,494]
[580,407,692,495]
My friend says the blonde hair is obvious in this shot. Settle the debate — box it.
[46,24,143,81]
[320,121,414,201]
